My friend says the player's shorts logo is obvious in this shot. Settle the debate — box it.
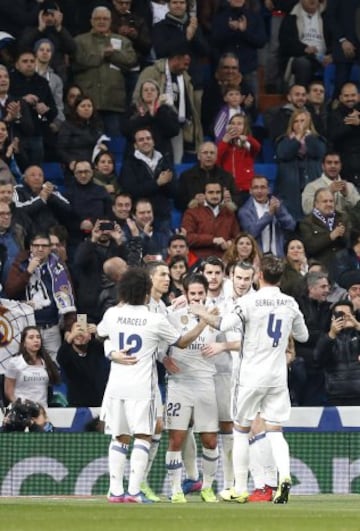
[0,313,14,347]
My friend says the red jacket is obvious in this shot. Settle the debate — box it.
[216,136,261,191]
[182,203,240,258]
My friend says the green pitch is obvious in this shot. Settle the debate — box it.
[1,495,359,531]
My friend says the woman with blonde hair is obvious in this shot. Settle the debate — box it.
[275,108,326,221]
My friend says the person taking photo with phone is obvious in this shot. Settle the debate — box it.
[315,300,360,406]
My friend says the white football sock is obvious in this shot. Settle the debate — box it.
[233,429,250,494]
[182,428,199,480]
[166,450,183,495]
[144,433,161,481]
[266,431,290,480]
[108,439,129,496]
[128,439,151,495]
[220,432,234,489]
[202,446,219,489]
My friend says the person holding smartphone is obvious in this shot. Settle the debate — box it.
[315,300,360,406]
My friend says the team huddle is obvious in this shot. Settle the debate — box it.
[96,255,309,504]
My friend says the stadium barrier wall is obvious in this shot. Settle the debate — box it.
[1,407,360,496]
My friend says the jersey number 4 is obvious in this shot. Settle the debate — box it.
[267,313,282,347]
[119,332,142,354]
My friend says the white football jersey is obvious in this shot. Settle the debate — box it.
[167,307,218,384]
[206,287,238,374]
[97,304,180,400]
[220,286,308,387]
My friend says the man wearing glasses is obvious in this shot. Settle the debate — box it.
[4,233,76,362]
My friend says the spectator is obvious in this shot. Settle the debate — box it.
[294,270,332,405]
[328,82,360,188]
[181,179,240,258]
[64,160,113,247]
[124,78,180,161]
[34,38,65,133]
[211,0,267,98]
[263,0,298,94]
[302,151,360,215]
[166,233,200,270]
[213,85,248,144]
[120,127,176,230]
[166,254,188,302]
[279,0,331,87]
[0,200,25,287]
[73,219,141,323]
[111,0,152,69]
[98,256,128,314]
[127,198,172,259]
[13,165,71,234]
[315,299,360,405]
[217,113,261,202]
[326,0,360,98]
[110,192,133,231]
[306,259,347,305]
[63,84,83,119]
[299,187,348,270]
[222,231,261,271]
[280,238,308,298]
[93,150,120,197]
[18,1,76,83]
[338,270,360,320]
[5,233,76,361]
[175,140,239,211]
[4,325,60,408]
[332,231,360,285]
[275,108,326,221]
[238,175,296,257]
[306,80,328,138]
[133,46,203,162]
[264,83,307,142]
[0,65,34,171]
[201,52,255,138]
[0,1,40,40]
[48,226,68,265]
[57,95,104,178]
[10,50,57,165]
[0,179,33,238]
[73,6,137,136]
[57,321,109,407]
[152,0,210,95]
[0,120,25,179]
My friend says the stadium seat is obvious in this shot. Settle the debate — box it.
[171,207,183,230]
[254,162,277,190]
[324,63,360,100]
[106,135,127,164]
[175,163,193,177]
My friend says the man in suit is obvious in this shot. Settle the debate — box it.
[238,175,295,257]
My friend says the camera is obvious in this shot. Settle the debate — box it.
[1,398,41,432]
[333,310,345,320]
[99,221,114,231]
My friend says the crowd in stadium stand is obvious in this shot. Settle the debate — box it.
[1,0,360,421]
